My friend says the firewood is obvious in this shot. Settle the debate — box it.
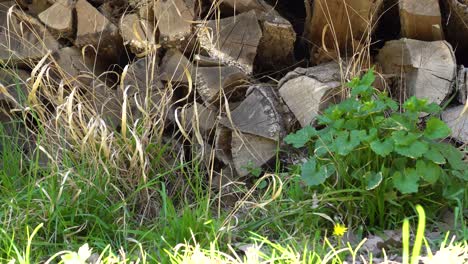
[399,0,443,41]
[195,66,248,104]
[231,131,277,177]
[0,2,59,65]
[304,0,383,54]
[278,62,344,127]
[221,85,285,140]
[119,13,156,55]
[197,10,262,74]
[159,49,194,84]
[38,0,74,39]
[181,102,218,137]
[0,68,30,109]
[440,0,468,65]
[74,0,123,62]
[209,0,269,14]
[214,125,233,166]
[457,66,467,105]
[153,0,195,48]
[442,105,467,144]
[16,0,50,15]
[376,39,456,105]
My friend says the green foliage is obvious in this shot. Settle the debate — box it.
[285,69,467,226]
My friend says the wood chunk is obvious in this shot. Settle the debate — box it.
[214,125,233,165]
[181,102,218,137]
[0,2,59,64]
[74,0,123,61]
[209,0,268,13]
[442,105,467,144]
[440,0,468,65]
[376,39,456,105]
[195,66,248,104]
[231,132,277,177]
[119,13,156,55]
[89,80,122,129]
[153,0,195,48]
[197,10,262,74]
[159,49,194,84]
[38,0,74,38]
[304,0,383,54]
[0,68,30,109]
[221,85,285,140]
[256,9,296,71]
[457,66,467,105]
[278,62,343,127]
[399,0,443,40]
[17,0,51,15]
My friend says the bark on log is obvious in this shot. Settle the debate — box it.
[457,66,467,105]
[38,0,74,39]
[278,62,344,127]
[376,39,456,105]
[304,0,383,55]
[75,0,123,62]
[197,10,262,74]
[442,105,467,144]
[399,0,443,41]
[119,13,156,55]
[220,85,285,140]
[0,2,59,64]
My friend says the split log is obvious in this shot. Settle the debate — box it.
[195,66,248,104]
[231,132,277,177]
[159,49,194,84]
[457,66,467,105]
[17,0,50,15]
[74,0,123,62]
[442,105,467,144]
[278,62,344,127]
[0,2,59,64]
[376,39,456,105]
[153,0,195,48]
[440,0,468,65]
[214,125,233,166]
[119,13,156,55]
[89,80,122,129]
[399,0,443,41]
[181,102,218,137]
[197,10,262,74]
[38,0,74,39]
[304,0,383,55]
[0,68,30,109]
[220,85,286,140]
[209,0,269,14]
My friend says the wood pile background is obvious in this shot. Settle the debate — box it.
[0,0,467,179]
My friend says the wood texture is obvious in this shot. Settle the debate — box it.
[38,0,74,38]
[119,13,156,55]
[442,105,467,143]
[399,0,443,40]
[153,0,194,47]
[195,66,248,104]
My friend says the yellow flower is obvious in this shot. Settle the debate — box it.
[333,223,348,237]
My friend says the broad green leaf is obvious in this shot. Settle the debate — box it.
[394,140,429,159]
[403,96,428,112]
[301,159,336,186]
[391,131,420,146]
[360,68,375,87]
[424,103,441,113]
[334,130,364,156]
[434,143,465,170]
[366,171,383,190]
[370,138,394,157]
[424,117,451,139]
[351,84,373,98]
[393,169,420,194]
[284,126,318,148]
[424,146,446,164]
[361,128,378,142]
[415,160,440,184]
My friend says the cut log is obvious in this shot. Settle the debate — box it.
[89,80,122,129]
[220,85,286,140]
[195,66,249,104]
[0,2,59,65]
[441,105,467,144]
[0,68,30,109]
[304,0,383,54]
[256,8,296,72]
[159,49,194,84]
[197,10,262,74]
[399,0,443,41]
[17,0,51,15]
[74,0,123,62]
[457,66,467,105]
[38,0,74,39]
[376,39,456,106]
[209,0,269,13]
[181,102,218,137]
[231,132,277,177]
[278,62,344,127]
[440,0,468,65]
[119,13,156,55]
[214,125,233,166]
[153,0,195,48]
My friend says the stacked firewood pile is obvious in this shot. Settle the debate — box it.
[0,0,467,178]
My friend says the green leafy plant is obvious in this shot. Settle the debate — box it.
[285,69,467,226]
